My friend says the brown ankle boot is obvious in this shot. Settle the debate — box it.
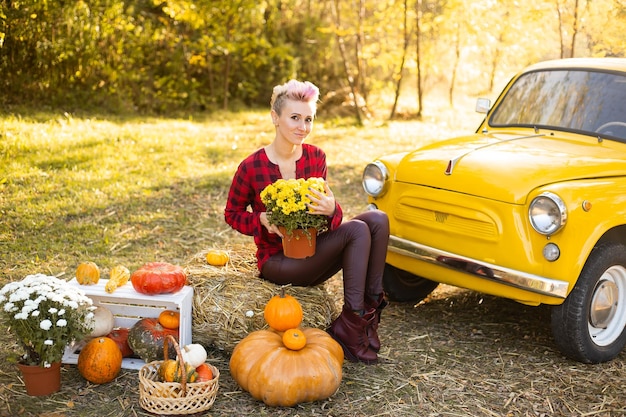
[328,306,377,364]
[365,294,388,352]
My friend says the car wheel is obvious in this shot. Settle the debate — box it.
[382,263,439,302]
[551,242,626,363]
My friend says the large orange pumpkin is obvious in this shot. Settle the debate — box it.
[77,337,123,384]
[229,327,343,407]
[130,262,186,295]
[263,288,303,331]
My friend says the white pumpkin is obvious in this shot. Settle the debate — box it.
[180,343,207,368]
[89,306,115,337]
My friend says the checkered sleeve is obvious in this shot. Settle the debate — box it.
[224,157,261,236]
[307,145,343,230]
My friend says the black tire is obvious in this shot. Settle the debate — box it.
[382,263,439,303]
[551,242,626,363]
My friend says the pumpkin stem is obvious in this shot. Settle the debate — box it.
[279,284,292,298]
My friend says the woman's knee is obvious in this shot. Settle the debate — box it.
[357,210,389,235]
[344,218,371,241]
[372,210,389,231]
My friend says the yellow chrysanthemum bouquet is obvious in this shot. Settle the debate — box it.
[260,177,329,236]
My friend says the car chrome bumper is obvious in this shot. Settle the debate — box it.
[388,234,569,299]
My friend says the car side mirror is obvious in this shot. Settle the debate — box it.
[475,98,491,114]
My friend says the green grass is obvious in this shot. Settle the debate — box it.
[1,107,480,282]
[0,107,502,416]
[1,112,266,280]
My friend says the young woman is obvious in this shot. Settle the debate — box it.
[224,79,389,364]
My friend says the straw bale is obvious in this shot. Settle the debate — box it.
[184,245,339,352]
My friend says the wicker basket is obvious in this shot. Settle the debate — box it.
[138,335,220,415]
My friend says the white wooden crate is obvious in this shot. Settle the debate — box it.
[62,278,193,370]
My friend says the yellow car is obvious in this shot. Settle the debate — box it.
[363,58,626,364]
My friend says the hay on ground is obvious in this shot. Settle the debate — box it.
[185,245,338,352]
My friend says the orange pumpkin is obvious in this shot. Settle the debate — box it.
[263,288,303,331]
[158,310,180,330]
[106,328,134,358]
[229,327,343,407]
[195,363,214,382]
[206,249,229,266]
[282,328,307,351]
[76,261,100,285]
[130,262,186,295]
[77,337,123,384]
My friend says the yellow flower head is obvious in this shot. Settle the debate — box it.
[261,178,329,235]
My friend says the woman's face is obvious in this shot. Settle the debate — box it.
[272,99,316,145]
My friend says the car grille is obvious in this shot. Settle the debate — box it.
[394,199,498,240]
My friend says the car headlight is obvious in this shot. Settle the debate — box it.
[362,161,389,197]
[529,192,567,235]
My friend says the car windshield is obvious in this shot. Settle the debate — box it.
[489,69,626,142]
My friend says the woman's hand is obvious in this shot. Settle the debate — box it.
[260,212,284,238]
[306,182,336,217]
[261,182,336,237]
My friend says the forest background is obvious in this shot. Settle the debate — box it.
[1,0,625,120]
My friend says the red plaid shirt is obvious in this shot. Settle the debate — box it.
[224,144,343,272]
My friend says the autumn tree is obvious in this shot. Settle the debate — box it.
[1,0,625,115]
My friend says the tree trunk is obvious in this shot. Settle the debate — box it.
[556,0,565,58]
[332,0,363,125]
[415,0,423,118]
[569,0,580,57]
[389,0,410,120]
[449,23,461,107]
[356,0,368,104]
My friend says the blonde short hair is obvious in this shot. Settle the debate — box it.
[270,79,320,115]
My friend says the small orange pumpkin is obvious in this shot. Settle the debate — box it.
[77,337,123,384]
[195,363,214,382]
[106,327,134,357]
[282,328,307,351]
[206,249,229,266]
[76,261,100,285]
[264,287,303,331]
[158,310,180,330]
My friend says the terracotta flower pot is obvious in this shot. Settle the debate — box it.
[279,227,317,259]
[18,362,61,396]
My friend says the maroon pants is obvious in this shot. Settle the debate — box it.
[261,210,389,311]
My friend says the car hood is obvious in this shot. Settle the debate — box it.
[395,131,626,204]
